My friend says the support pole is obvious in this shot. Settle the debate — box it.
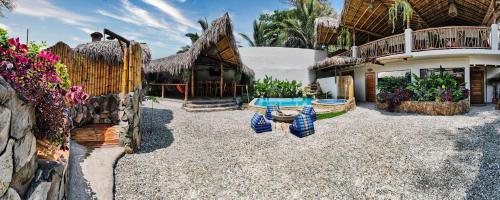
[161,85,165,98]
[184,84,188,101]
[121,47,129,95]
[233,81,236,98]
[191,66,194,97]
[220,62,224,98]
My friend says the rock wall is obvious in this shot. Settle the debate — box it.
[376,100,470,115]
[69,89,142,153]
[0,77,67,200]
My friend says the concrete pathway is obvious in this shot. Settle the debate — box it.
[68,140,124,200]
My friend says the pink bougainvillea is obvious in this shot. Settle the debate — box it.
[0,33,88,150]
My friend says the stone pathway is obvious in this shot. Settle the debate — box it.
[68,141,124,200]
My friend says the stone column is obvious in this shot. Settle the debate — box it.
[404,28,413,54]
[491,23,499,50]
[351,46,358,58]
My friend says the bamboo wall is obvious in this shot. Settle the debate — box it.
[48,42,142,96]
[337,76,354,100]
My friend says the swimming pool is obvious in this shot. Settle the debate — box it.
[251,98,347,107]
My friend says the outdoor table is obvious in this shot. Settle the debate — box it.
[271,110,299,131]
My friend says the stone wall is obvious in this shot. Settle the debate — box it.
[68,89,142,153]
[0,77,67,200]
[376,100,470,115]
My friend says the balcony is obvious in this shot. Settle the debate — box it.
[339,25,500,59]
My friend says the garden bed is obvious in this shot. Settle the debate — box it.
[376,100,470,115]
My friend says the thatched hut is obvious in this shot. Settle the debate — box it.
[144,13,254,100]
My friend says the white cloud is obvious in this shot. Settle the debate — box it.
[0,23,8,30]
[13,0,97,26]
[97,0,169,30]
[177,0,187,3]
[141,0,200,30]
[79,27,95,34]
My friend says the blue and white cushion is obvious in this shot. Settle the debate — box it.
[265,105,280,120]
[251,112,272,133]
[289,114,315,137]
[301,106,317,121]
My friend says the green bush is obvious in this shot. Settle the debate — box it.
[377,76,410,93]
[253,75,302,98]
[407,72,469,102]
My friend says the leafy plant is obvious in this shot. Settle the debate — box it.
[377,88,413,111]
[377,76,410,93]
[253,75,302,98]
[0,30,88,150]
[388,0,413,32]
[406,72,468,102]
[336,27,351,50]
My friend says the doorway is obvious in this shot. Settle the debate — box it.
[365,72,376,102]
[470,68,485,104]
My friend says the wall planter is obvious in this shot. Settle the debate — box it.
[376,99,470,116]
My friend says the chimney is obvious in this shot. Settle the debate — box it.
[90,32,103,42]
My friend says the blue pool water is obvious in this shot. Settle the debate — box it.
[253,98,346,107]
[316,99,347,105]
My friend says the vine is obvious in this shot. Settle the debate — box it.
[388,0,413,33]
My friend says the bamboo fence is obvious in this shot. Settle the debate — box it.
[48,42,142,96]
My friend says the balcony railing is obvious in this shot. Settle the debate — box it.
[358,33,405,58]
[412,26,490,51]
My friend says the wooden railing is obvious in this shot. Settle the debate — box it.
[412,26,490,51]
[358,33,405,58]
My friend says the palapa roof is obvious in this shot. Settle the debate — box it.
[74,40,151,64]
[314,17,340,46]
[317,0,496,46]
[145,13,253,77]
[310,56,367,70]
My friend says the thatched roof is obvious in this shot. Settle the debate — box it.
[74,40,151,64]
[315,17,340,46]
[145,13,251,77]
[310,56,367,70]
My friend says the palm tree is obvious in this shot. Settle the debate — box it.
[177,18,209,54]
[0,0,15,17]
[239,20,278,47]
[281,0,335,48]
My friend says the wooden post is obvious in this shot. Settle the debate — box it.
[191,66,194,97]
[184,83,188,101]
[161,85,165,98]
[233,81,236,98]
[220,62,223,98]
[128,47,134,93]
[121,47,129,95]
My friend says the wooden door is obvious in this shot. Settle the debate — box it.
[470,69,485,104]
[365,72,376,102]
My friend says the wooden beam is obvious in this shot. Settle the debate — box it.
[184,83,188,101]
[483,0,497,25]
[191,66,194,97]
[407,0,429,28]
[343,25,384,38]
[353,6,371,28]
[358,3,382,30]
[220,61,223,98]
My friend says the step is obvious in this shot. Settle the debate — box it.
[185,102,237,108]
[187,98,236,104]
[183,105,239,112]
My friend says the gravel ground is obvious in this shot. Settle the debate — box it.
[115,101,499,199]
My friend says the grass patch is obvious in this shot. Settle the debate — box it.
[316,111,347,120]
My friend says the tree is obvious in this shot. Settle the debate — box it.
[238,20,278,47]
[177,18,209,54]
[281,0,336,48]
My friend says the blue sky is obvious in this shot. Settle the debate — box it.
[0,0,343,59]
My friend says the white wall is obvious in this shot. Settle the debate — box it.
[239,47,327,85]
[317,77,339,97]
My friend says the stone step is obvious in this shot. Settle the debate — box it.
[187,98,236,104]
[185,102,237,108]
[183,105,239,112]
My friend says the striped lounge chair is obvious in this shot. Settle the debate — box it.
[251,112,272,133]
[265,105,280,120]
[289,114,315,138]
[301,106,317,121]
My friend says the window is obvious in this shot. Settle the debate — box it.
[377,70,411,82]
[420,68,465,84]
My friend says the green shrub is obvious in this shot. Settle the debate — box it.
[407,72,468,102]
[253,75,302,98]
[377,76,410,93]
